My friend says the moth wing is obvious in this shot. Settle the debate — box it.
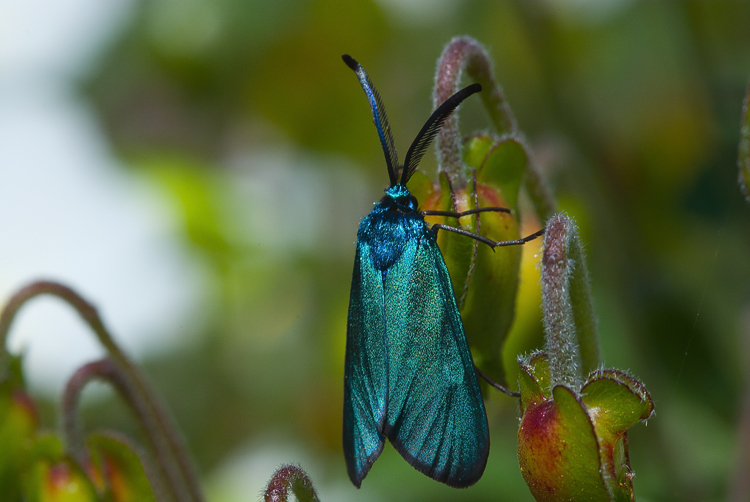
[343,243,388,487]
[383,234,489,488]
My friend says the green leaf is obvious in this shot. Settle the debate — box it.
[405,170,434,209]
[459,193,521,384]
[140,155,233,256]
[433,171,476,304]
[550,385,609,501]
[580,370,654,502]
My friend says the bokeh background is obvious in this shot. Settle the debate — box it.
[3,1,750,501]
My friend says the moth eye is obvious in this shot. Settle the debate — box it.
[402,195,418,211]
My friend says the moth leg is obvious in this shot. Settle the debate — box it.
[474,364,520,398]
[422,207,511,218]
[491,227,546,248]
[430,224,545,251]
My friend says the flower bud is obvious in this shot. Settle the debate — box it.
[22,435,98,502]
[517,353,654,502]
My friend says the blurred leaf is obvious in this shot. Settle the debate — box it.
[0,358,38,501]
[140,155,233,256]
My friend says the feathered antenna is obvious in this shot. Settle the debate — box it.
[343,54,400,187]
[401,83,481,185]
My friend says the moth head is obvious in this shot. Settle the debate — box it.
[383,184,419,214]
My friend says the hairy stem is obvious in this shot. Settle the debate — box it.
[433,36,556,220]
[434,37,516,141]
[542,215,600,390]
[434,36,513,188]
[0,281,204,502]
[264,465,320,502]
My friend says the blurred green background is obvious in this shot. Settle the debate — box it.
[5,1,750,501]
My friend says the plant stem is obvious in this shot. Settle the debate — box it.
[542,215,600,390]
[434,37,516,141]
[566,228,600,376]
[0,281,205,502]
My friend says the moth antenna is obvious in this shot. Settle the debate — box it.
[343,54,400,187]
[401,83,482,185]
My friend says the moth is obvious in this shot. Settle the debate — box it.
[342,54,543,488]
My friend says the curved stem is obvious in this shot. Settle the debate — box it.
[62,360,110,465]
[0,281,205,502]
[433,36,556,219]
[62,358,172,502]
[542,215,600,391]
[0,282,123,375]
[434,37,511,188]
[434,37,516,140]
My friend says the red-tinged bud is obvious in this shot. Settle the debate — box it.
[30,459,98,502]
[517,353,654,502]
[13,434,98,502]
